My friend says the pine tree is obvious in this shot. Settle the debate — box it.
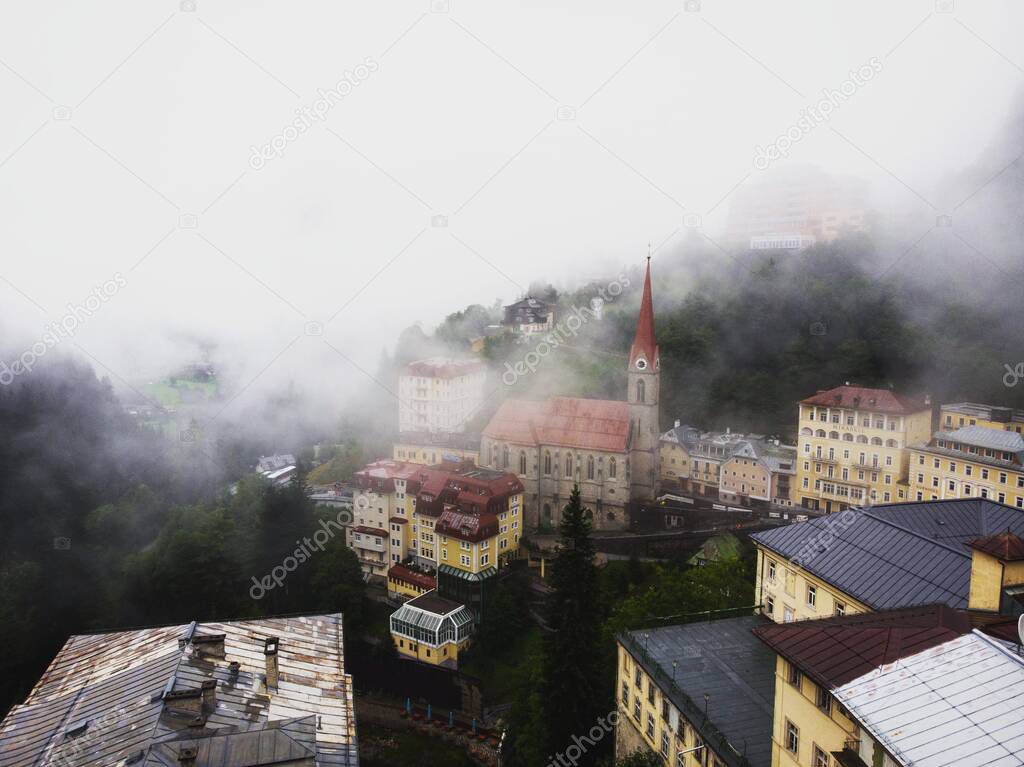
[541,485,605,764]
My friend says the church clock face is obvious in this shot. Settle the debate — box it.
[635,358,647,370]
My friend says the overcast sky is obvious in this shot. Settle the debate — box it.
[1,0,1022,413]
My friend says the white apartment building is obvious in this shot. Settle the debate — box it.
[398,357,486,433]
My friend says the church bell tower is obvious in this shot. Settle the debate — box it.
[628,256,660,501]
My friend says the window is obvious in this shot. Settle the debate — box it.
[768,560,777,582]
[815,686,831,714]
[813,745,828,767]
[647,679,655,704]
[633,697,641,721]
[610,457,617,478]
[660,730,670,757]
[587,455,595,480]
[766,595,775,615]
[785,720,799,754]
[565,455,572,478]
[834,601,846,616]
[807,584,817,608]
[634,667,642,688]
[788,663,801,688]
[519,451,526,475]
[544,451,552,475]
[646,712,655,738]
[636,379,646,403]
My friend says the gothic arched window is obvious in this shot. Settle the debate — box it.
[609,457,617,479]
[544,451,552,475]
[636,379,646,403]
[502,445,510,468]
[519,451,527,475]
[565,455,572,477]
[586,456,595,480]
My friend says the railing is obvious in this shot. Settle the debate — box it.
[619,624,760,767]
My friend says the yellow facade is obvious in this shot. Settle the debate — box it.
[966,548,1024,611]
[796,400,932,513]
[434,491,523,574]
[754,548,869,623]
[386,572,432,601]
[392,441,479,466]
[941,403,1024,434]
[769,656,858,767]
[614,644,730,767]
[392,633,469,666]
[658,439,690,488]
[908,446,1024,509]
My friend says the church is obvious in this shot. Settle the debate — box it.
[480,260,661,531]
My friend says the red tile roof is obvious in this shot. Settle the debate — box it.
[434,508,499,542]
[753,604,973,689]
[387,564,436,591]
[629,259,659,369]
[353,525,387,537]
[968,531,1024,561]
[483,396,630,452]
[800,385,928,415]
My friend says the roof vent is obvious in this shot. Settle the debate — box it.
[178,746,198,765]
[64,719,89,739]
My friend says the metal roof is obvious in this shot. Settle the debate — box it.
[0,614,357,766]
[753,604,974,689]
[937,425,1024,454]
[621,616,776,767]
[834,630,1024,766]
[751,499,1024,610]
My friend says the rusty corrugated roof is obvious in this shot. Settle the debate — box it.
[0,614,357,766]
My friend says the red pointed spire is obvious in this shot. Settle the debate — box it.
[629,257,658,370]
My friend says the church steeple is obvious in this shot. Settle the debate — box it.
[627,253,660,502]
[629,256,659,372]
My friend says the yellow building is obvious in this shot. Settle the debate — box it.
[659,424,696,491]
[614,616,776,767]
[753,603,1023,767]
[389,590,474,668]
[940,401,1024,434]
[386,562,437,602]
[752,498,1024,624]
[349,459,522,582]
[392,430,480,466]
[796,385,932,513]
[908,425,1024,508]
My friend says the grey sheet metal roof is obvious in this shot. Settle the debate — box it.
[752,499,1024,610]
[620,616,776,767]
[0,614,357,767]
[937,425,1024,454]
[834,630,1024,766]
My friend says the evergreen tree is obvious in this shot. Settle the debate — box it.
[541,485,605,764]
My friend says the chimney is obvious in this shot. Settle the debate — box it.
[264,637,280,689]
[674,419,680,428]
[200,679,216,711]
[967,533,1024,611]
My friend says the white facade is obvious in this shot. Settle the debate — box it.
[398,358,486,433]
